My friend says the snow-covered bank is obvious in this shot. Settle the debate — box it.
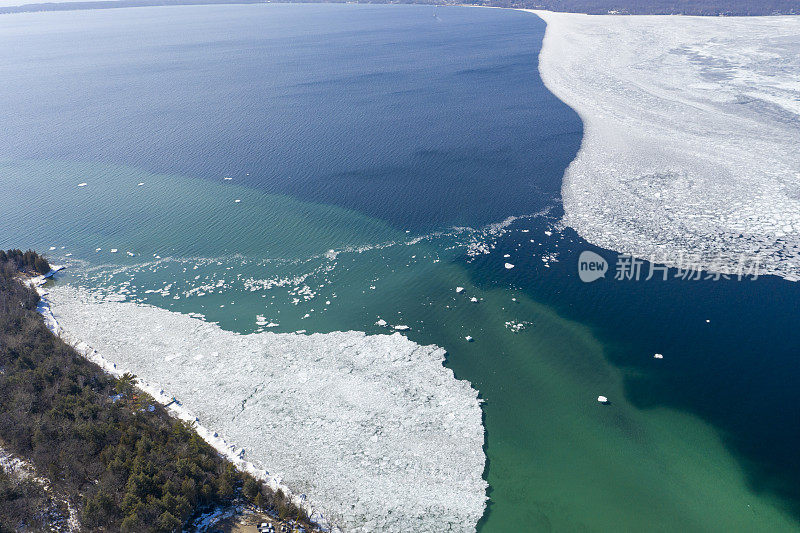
[531,11,800,280]
[42,284,487,533]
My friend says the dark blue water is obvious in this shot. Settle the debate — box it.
[1,4,578,231]
[468,222,800,522]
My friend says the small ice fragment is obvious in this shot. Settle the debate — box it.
[456,287,465,293]
[375,319,388,327]
[505,263,515,269]
[706,319,711,323]
[597,395,609,404]
[465,336,473,342]
[110,249,118,253]
[544,230,552,236]
[234,199,241,203]
[470,297,478,303]
[653,353,664,359]
[95,248,101,252]
[77,182,87,187]
[224,177,232,180]
[394,325,410,331]
[137,182,144,186]
[503,254,510,258]
[126,251,135,256]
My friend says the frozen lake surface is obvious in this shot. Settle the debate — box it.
[46,285,487,532]
[534,11,800,280]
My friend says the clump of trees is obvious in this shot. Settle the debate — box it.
[0,468,62,532]
[0,249,50,275]
[0,251,314,531]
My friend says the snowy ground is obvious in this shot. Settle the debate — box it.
[532,11,800,280]
[44,284,487,533]
[0,445,80,532]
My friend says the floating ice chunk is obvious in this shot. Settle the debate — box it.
[393,325,410,331]
[597,396,609,404]
[544,231,552,237]
[504,320,529,333]
[375,318,388,327]
[470,297,478,303]
[504,263,515,269]
[126,252,135,257]
[465,336,474,342]
[49,246,56,251]
[456,287,465,293]
[234,199,241,203]
[110,249,118,253]
[77,182,87,187]
[223,177,232,180]
[95,248,101,252]
[653,353,664,359]
[137,182,144,186]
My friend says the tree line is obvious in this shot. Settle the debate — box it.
[0,250,314,532]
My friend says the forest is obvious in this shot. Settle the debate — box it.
[0,251,314,532]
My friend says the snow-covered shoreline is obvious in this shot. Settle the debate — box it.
[529,10,800,280]
[38,283,487,533]
[34,278,321,528]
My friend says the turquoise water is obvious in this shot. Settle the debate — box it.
[2,4,800,531]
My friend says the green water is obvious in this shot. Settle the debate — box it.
[4,159,798,531]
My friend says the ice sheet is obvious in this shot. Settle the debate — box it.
[44,284,487,532]
[532,11,800,279]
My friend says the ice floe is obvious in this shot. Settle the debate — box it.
[533,11,800,280]
[43,285,487,532]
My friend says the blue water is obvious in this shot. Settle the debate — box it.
[2,3,577,231]
[2,4,800,531]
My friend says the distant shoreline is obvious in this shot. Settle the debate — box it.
[1,0,798,16]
